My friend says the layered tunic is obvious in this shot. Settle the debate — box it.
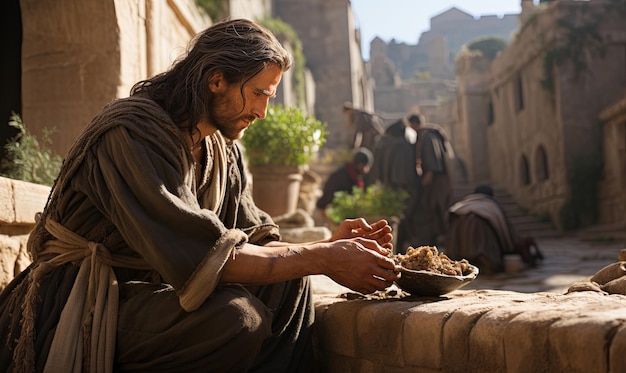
[446,193,517,274]
[0,97,313,372]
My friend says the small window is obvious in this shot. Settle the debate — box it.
[520,155,531,185]
[487,101,494,125]
[515,74,524,112]
[535,145,549,181]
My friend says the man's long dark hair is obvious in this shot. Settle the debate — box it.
[130,18,292,137]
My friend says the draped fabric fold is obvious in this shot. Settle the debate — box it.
[26,218,150,373]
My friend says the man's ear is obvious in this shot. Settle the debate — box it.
[208,72,227,93]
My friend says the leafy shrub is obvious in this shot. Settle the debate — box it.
[327,185,409,224]
[241,103,327,167]
[467,36,508,61]
[0,112,62,186]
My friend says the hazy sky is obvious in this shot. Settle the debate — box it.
[351,0,523,59]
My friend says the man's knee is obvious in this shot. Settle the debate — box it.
[221,289,273,343]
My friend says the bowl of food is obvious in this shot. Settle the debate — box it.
[394,246,479,296]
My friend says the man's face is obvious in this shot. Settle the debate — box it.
[208,63,283,140]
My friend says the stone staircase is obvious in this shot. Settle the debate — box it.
[450,183,561,239]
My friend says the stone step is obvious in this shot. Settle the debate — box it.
[451,183,561,239]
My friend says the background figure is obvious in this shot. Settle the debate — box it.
[370,119,417,253]
[315,148,373,223]
[406,113,452,246]
[342,101,385,153]
[445,185,518,274]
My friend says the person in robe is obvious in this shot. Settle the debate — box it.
[0,19,400,373]
[315,147,373,223]
[406,113,453,246]
[342,102,385,153]
[445,185,517,274]
[369,119,418,253]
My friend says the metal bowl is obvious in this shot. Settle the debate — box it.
[395,264,479,296]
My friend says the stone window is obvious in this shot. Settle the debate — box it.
[520,155,531,185]
[487,100,494,126]
[535,145,549,181]
[515,74,525,112]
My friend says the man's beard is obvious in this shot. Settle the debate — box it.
[207,99,255,140]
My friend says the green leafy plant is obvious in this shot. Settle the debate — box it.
[195,0,229,21]
[241,103,327,167]
[0,112,62,186]
[327,185,409,224]
[466,36,508,61]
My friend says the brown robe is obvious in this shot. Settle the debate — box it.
[446,194,517,274]
[0,97,314,372]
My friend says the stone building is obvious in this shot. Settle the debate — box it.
[454,0,626,230]
[370,6,519,81]
[274,0,374,151]
[369,6,517,125]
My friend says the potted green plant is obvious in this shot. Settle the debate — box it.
[327,184,409,250]
[326,185,409,224]
[240,103,327,216]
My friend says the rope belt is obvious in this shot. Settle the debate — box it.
[13,218,150,373]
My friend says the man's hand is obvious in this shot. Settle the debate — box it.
[329,218,393,254]
[322,238,400,294]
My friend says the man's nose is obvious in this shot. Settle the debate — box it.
[253,99,270,120]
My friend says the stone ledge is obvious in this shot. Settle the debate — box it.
[313,289,626,373]
[0,177,50,225]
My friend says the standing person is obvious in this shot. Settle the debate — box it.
[0,19,400,373]
[406,113,453,246]
[342,101,385,153]
[315,148,373,222]
[370,119,417,252]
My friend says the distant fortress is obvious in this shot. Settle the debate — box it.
[369,7,519,80]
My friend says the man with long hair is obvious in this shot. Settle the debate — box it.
[0,19,399,372]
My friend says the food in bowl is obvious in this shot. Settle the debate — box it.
[395,245,471,276]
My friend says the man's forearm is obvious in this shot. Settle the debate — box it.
[220,242,323,285]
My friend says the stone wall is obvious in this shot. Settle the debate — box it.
[274,0,374,151]
[598,96,626,225]
[314,289,626,372]
[457,1,626,230]
[20,0,212,158]
[455,52,492,184]
[0,177,49,291]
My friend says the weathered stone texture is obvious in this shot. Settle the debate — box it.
[20,0,211,158]
[0,235,22,290]
[453,1,626,229]
[0,177,48,291]
[598,96,626,225]
[314,290,626,372]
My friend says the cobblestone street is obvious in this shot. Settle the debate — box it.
[463,235,625,293]
[312,230,626,296]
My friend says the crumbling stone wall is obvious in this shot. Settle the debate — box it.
[0,177,49,291]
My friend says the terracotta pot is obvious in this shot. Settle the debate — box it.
[250,166,303,217]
